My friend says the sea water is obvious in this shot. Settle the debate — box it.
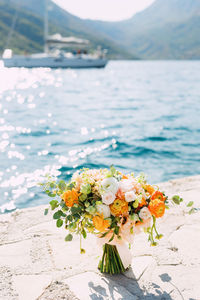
[0,60,200,212]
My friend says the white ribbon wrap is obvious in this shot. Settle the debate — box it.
[114,243,132,269]
[97,218,152,269]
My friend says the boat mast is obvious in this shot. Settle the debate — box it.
[44,0,49,53]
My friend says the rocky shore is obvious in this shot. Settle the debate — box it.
[0,175,200,300]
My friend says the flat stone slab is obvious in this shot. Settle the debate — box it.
[124,256,156,280]
[13,275,52,300]
[63,272,137,300]
[0,175,200,299]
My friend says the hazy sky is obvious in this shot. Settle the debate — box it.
[53,0,155,21]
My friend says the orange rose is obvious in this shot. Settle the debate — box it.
[151,191,165,201]
[122,175,129,179]
[148,199,165,218]
[62,189,79,207]
[145,185,155,195]
[93,214,110,232]
[109,198,129,216]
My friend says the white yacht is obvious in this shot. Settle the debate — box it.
[2,1,108,69]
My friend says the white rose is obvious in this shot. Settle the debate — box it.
[139,207,151,220]
[125,191,136,202]
[100,177,118,195]
[102,192,115,205]
[72,171,83,190]
[119,179,136,193]
[96,204,111,218]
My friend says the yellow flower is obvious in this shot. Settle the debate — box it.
[62,189,79,207]
[92,213,110,232]
[109,198,129,216]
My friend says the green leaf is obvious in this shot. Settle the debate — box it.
[68,222,77,230]
[100,230,110,238]
[82,229,87,239]
[71,206,82,215]
[50,200,59,210]
[56,219,63,227]
[48,192,56,197]
[114,226,119,235]
[53,210,64,219]
[44,208,49,215]
[58,180,66,191]
[86,206,96,215]
[50,182,56,188]
[110,165,116,176]
[67,182,75,190]
[79,194,87,201]
[188,208,195,215]
[130,213,140,221]
[67,215,73,221]
[172,195,181,205]
[80,184,91,195]
[65,234,73,241]
[187,201,194,207]
[108,233,115,243]
[73,213,80,219]
[133,200,139,208]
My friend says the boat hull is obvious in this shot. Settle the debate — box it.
[2,56,107,68]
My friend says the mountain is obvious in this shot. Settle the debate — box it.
[0,0,135,58]
[0,0,200,59]
[85,0,200,59]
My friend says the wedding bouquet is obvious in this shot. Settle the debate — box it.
[41,166,193,275]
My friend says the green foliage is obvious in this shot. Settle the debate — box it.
[106,165,117,177]
[80,184,91,195]
[56,219,63,227]
[172,195,183,205]
[65,234,73,242]
[82,229,87,239]
[67,182,75,190]
[50,200,59,210]
[53,210,66,219]
[188,208,195,215]
[58,180,66,191]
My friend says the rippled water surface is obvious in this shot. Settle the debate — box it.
[0,60,200,212]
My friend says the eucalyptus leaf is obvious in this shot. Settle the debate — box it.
[50,200,59,210]
[48,192,56,197]
[82,229,87,239]
[56,219,63,227]
[188,208,195,215]
[65,234,73,242]
[53,210,64,219]
[58,180,66,191]
[187,201,194,207]
[172,195,181,205]
[108,233,115,243]
[50,182,56,188]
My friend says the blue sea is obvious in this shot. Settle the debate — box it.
[0,60,200,213]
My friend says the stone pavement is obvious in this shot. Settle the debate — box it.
[0,175,200,300]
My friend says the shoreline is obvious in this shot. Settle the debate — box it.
[0,175,200,299]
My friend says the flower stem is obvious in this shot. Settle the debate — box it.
[98,244,126,274]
